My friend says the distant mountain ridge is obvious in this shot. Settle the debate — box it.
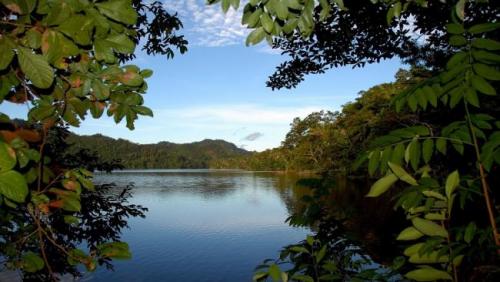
[66,133,251,169]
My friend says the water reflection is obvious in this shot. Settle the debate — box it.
[84,170,311,282]
[2,169,404,281]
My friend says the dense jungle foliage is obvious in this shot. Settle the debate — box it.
[211,68,428,173]
[66,133,250,169]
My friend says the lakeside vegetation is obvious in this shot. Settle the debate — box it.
[212,68,426,173]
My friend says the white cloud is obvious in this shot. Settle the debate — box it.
[158,104,321,125]
[242,132,263,141]
[166,0,249,47]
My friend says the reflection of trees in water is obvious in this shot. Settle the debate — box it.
[267,173,315,221]
[98,171,307,201]
[0,184,147,281]
[268,174,404,265]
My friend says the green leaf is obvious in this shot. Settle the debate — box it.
[291,274,314,282]
[412,217,448,238]
[290,246,310,254]
[405,267,452,281]
[67,249,88,265]
[379,146,392,173]
[140,69,153,78]
[0,37,14,70]
[422,191,447,201]
[471,75,496,96]
[24,28,42,49]
[221,0,230,13]
[472,50,500,63]
[0,142,17,171]
[449,35,466,47]
[316,245,327,263]
[64,215,80,225]
[446,51,467,70]
[407,95,418,112]
[106,34,136,54]
[425,212,446,221]
[22,252,45,272]
[465,87,480,107]
[468,22,500,34]
[92,79,110,100]
[95,40,116,63]
[268,264,281,281]
[423,86,437,107]
[121,71,144,86]
[61,195,81,212]
[455,0,465,20]
[445,170,459,199]
[436,138,447,154]
[446,23,464,35]
[246,27,266,46]
[41,30,79,65]
[464,222,476,244]
[473,63,500,81]
[244,8,262,28]
[472,38,500,51]
[274,0,289,20]
[368,150,380,176]
[96,0,138,25]
[388,162,418,185]
[409,139,421,171]
[29,105,55,121]
[282,18,299,34]
[98,241,131,259]
[415,89,427,110]
[261,12,274,33]
[403,243,424,256]
[422,139,433,164]
[396,226,424,241]
[17,47,54,89]
[134,106,153,117]
[58,15,93,45]
[390,143,405,165]
[366,173,398,197]
[253,272,267,281]
[0,170,28,203]
[409,251,449,264]
[230,0,239,10]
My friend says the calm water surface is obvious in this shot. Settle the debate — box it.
[82,169,310,282]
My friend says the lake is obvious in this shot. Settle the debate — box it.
[82,169,311,281]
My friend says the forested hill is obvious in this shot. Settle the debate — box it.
[66,133,251,169]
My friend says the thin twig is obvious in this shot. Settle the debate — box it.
[464,102,500,249]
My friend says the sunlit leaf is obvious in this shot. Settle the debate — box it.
[366,173,398,197]
[405,267,452,281]
[396,226,424,241]
[0,170,28,203]
[412,217,448,238]
[445,170,459,199]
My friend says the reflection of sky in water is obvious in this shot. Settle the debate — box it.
[81,170,309,282]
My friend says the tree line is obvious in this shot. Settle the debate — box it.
[212,68,428,174]
[66,133,250,169]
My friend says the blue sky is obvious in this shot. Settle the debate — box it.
[3,0,403,151]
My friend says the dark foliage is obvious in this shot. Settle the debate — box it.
[8,184,147,281]
[267,1,500,90]
[118,0,188,62]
